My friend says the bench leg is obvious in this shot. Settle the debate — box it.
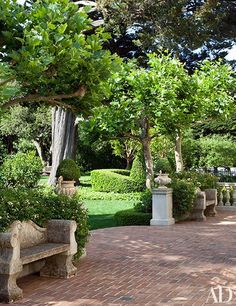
[40,254,77,279]
[190,207,206,221]
[205,204,217,217]
[0,274,23,303]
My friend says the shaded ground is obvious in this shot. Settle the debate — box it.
[14,210,236,306]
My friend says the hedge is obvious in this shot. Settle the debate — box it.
[91,169,144,193]
[114,209,152,226]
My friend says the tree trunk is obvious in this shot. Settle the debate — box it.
[140,117,154,189]
[126,157,132,170]
[49,107,77,185]
[175,132,184,172]
[33,140,45,166]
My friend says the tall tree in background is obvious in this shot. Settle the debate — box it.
[98,0,236,68]
[0,0,120,184]
[0,105,51,164]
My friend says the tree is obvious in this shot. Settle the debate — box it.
[0,105,51,165]
[199,135,236,169]
[95,54,235,187]
[110,139,139,169]
[98,0,236,70]
[0,0,120,184]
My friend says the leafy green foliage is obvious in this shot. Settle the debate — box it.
[134,189,152,213]
[198,135,236,168]
[79,186,142,201]
[174,171,219,190]
[98,0,235,70]
[1,0,120,112]
[0,138,7,165]
[95,53,235,176]
[0,187,89,258]
[90,169,137,193]
[1,151,42,188]
[110,138,139,169]
[154,158,173,174]
[114,209,151,226]
[130,152,146,190]
[134,178,196,220]
[56,159,80,181]
[0,63,20,115]
[171,178,196,220]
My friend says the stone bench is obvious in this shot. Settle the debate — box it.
[190,188,217,221]
[0,219,77,303]
[42,166,52,176]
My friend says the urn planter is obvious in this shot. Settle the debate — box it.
[57,177,76,196]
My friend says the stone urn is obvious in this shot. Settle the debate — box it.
[57,176,76,196]
[154,171,172,188]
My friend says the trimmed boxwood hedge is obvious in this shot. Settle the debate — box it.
[91,169,144,193]
[114,209,152,226]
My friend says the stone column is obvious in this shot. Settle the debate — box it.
[150,187,175,226]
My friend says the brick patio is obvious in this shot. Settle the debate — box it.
[12,210,236,306]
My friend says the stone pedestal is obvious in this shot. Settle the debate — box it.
[150,187,175,226]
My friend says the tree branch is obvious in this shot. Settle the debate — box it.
[0,77,15,87]
[2,86,87,111]
[123,132,141,142]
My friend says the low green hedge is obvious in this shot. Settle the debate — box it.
[91,169,144,193]
[0,187,89,258]
[114,209,152,226]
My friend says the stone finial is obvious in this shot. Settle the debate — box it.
[154,171,172,188]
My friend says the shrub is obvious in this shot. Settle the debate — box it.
[78,186,142,201]
[154,158,172,174]
[130,152,146,190]
[173,171,218,190]
[171,178,196,220]
[134,189,152,213]
[56,159,80,181]
[91,169,136,193]
[1,151,42,188]
[134,178,196,220]
[90,154,146,193]
[114,209,151,226]
[0,187,89,258]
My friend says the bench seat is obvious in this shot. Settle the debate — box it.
[21,243,70,265]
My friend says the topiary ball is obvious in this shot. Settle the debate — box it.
[56,159,80,181]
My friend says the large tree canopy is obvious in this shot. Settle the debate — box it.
[98,0,236,68]
[94,54,235,187]
[0,0,121,184]
[0,0,120,111]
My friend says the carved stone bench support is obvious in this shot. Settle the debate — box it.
[190,188,217,222]
[0,219,78,303]
[0,222,23,303]
[40,220,77,279]
[190,190,206,221]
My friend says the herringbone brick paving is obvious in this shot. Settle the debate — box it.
[12,210,236,306]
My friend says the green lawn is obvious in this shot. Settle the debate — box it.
[38,175,137,230]
[39,175,49,185]
[84,199,135,230]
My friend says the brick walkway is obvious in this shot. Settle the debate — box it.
[13,210,236,306]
